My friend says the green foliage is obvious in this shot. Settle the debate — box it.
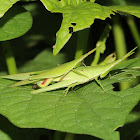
[0,0,19,18]
[1,0,140,54]
[0,5,32,41]
[0,49,140,139]
[40,0,140,55]
[41,0,114,55]
[0,68,139,140]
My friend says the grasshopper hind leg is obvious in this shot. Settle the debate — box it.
[64,82,80,96]
[95,78,107,93]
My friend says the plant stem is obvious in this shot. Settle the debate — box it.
[127,15,140,57]
[91,49,100,66]
[112,15,130,90]
[53,131,65,140]
[75,28,90,65]
[112,16,127,59]
[64,133,75,140]
[53,131,61,140]
[2,41,17,74]
[91,24,111,66]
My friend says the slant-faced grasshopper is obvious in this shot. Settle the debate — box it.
[2,47,137,95]
[2,47,97,89]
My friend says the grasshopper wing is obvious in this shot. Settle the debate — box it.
[30,48,97,80]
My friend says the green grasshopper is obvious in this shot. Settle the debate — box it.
[30,47,137,94]
[2,47,97,89]
[2,47,137,95]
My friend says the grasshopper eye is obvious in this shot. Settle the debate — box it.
[32,84,40,90]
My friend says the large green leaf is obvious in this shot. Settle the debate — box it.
[40,1,140,55]
[0,0,19,18]
[0,58,140,140]
[0,5,32,41]
[41,1,114,55]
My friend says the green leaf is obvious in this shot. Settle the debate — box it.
[110,6,140,18]
[0,77,139,140]
[0,0,19,18]
[0,5,33,41]
[41,1,114,55]
[0,58,140,140]
[0,130,11,140]
[40,1,140,55]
